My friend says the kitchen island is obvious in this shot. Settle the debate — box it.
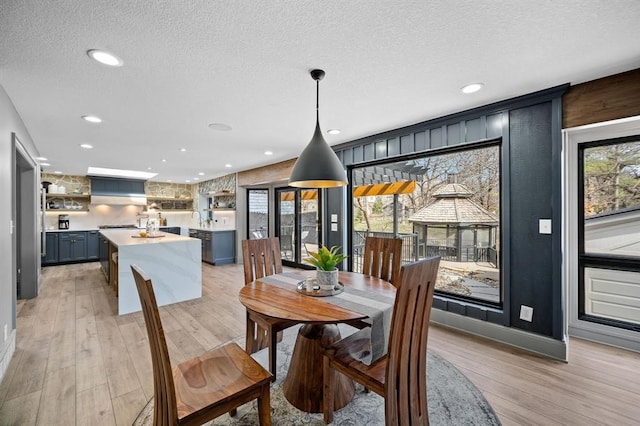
[100,229,201,315]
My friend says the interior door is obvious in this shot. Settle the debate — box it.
[275,187,320,268]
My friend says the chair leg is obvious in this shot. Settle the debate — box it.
[246,313,257,353]
[229,408,237,417]
[257,384,271,426]
[268,326,277,380]
[323,355,334,424]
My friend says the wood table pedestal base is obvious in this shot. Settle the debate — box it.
[282,323,356,413]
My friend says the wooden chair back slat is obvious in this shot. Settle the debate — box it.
[242,238,283,284]
[362,236,403,287]
[385,256,440,425]
[131,264,179,426]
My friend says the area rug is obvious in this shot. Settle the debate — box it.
[134,326,500,425]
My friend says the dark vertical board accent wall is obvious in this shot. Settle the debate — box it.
[466,118,482,141]
[329,84,568,339]
[508,103,554,336]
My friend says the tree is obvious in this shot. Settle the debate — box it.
[584,142,640,216]
[372,197,383,214]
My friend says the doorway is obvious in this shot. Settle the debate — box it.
[12,133,40,301]
[564,117,640,351]
[275,187,320,268]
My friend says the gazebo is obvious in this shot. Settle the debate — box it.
[409,183,499,264]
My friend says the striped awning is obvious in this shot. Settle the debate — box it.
[280,190,319,201]
[353,180,416,197]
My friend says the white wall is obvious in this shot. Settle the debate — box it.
[0,84,40,382]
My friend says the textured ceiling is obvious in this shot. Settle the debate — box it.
[1,0,640,183]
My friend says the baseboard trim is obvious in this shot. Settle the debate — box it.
[431,309,568,361]
[0,330,16,384]
[569,325,640,353]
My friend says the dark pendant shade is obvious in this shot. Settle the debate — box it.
[289,69,348,188]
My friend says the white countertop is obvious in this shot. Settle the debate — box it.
[100,229,196,247]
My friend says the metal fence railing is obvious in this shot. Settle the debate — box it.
[352,231,499,271]
[352,231,418,273]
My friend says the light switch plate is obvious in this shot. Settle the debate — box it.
[331,223,338,231]
[331,214,338,222]
[519,305,534,322]
[539,219,552,234]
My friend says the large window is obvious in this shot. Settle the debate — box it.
[579,136,640,329]
[351,142,502,305]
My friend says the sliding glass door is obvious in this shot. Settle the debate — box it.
[247,188,269,239]
[275,187,320,268]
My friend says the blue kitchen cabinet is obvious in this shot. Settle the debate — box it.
[87,230,99,260]
[160,227,181,235]
[213,230,236,265]
[58,232,88,262]
[42,232,59,265]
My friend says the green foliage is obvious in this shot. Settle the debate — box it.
[305,245,348,271]
[372,197,383,214]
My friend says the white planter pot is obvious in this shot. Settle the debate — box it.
[316,268,338,290]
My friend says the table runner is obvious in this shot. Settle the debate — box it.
[258,272,395,365]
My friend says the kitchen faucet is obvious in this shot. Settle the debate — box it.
[191,210,203,227]
[136,213,149,228]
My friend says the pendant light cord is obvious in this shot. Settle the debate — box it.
[316,79,320,122]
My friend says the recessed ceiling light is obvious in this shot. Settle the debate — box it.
[80,143,93,149]
[40,162,51,166]
[54,171,62,174]
[180,148,187,152]
[162,159,167,162]
[167,180,172,182]
[193,177,199,181]
[35,157,48,161]
[147,167,152,170]
[82,115,102,123]
[208,123,232,131]
[225,164,232,168]
[264,151,273,156]
[186,180,191,183]
[461,83,484,94]
[198,172,204,176]
[327,129,341,135]
[87,49,123,67]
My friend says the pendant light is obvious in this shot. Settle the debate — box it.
[289,69,348,188]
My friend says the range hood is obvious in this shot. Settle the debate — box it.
[89,177,147,206]
[90,194,147,206]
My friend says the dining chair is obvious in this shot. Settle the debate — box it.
[361,236,403,287]
[322,256,441,425]
[130,264,272,426]
[242,237,299,378]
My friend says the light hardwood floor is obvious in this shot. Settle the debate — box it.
[1,262,639,425]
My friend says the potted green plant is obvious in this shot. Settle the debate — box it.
[305,245,348,290]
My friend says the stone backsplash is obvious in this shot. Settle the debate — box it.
[145,182,195,199]
[41,173,91,194]
[198,173,236,194]
[42,173,236,198]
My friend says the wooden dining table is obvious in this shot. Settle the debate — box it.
[238,270,396,413]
